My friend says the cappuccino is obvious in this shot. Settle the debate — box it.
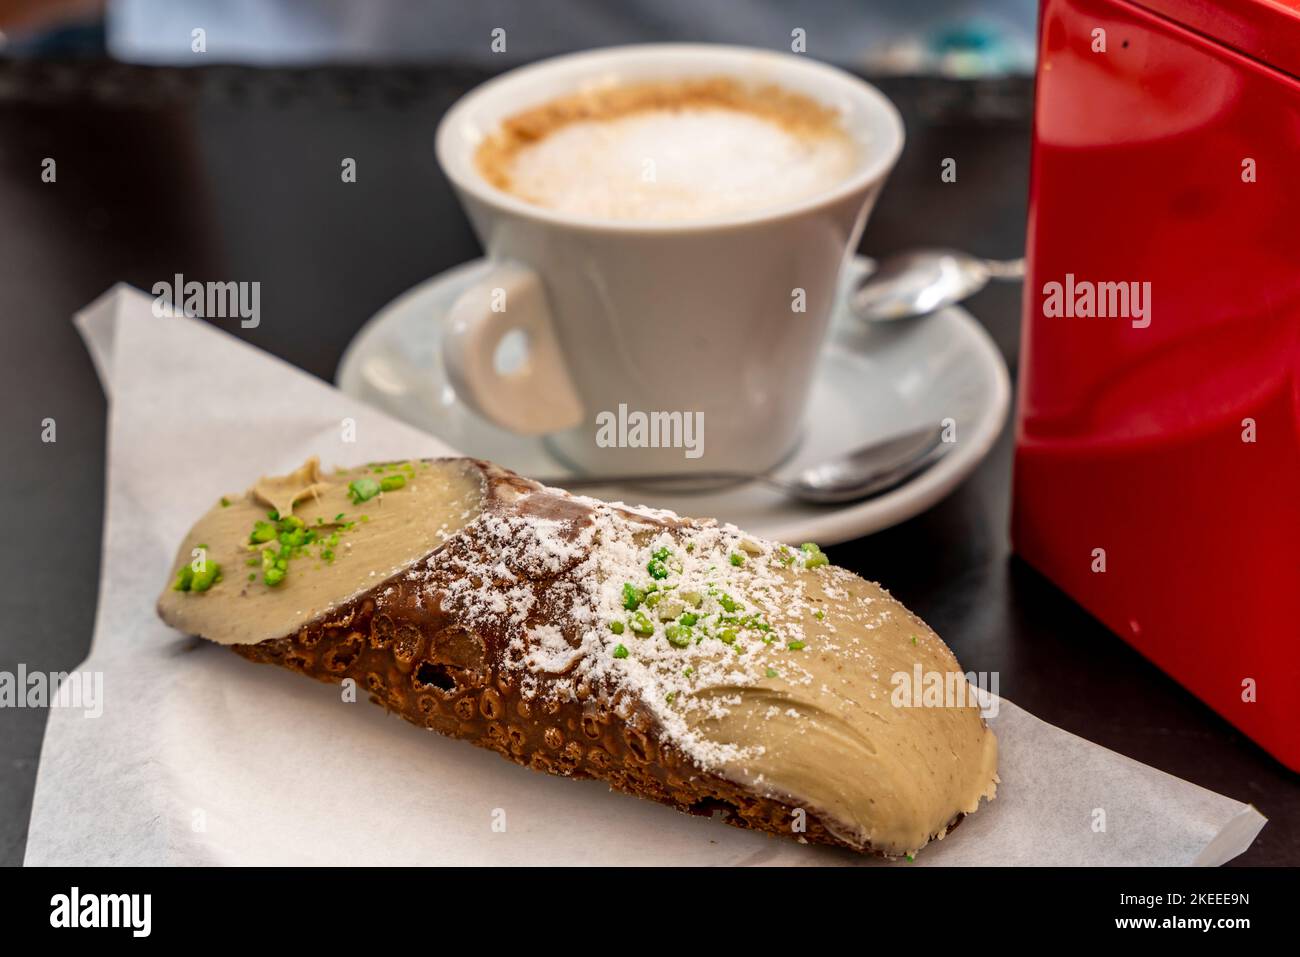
[475,78,858,222]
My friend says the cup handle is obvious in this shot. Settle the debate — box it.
[442,262,584,435]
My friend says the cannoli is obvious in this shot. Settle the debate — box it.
[158,457,997,857]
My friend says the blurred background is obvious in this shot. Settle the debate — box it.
[1,0,1037,73]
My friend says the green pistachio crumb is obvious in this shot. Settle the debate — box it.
[664,624,692,648]
[261,547,288,587]
[621,583,644,611]
[189,559,221,592]
[647,546,672,580]
[347,477,381,504]
[609,620,625,635]
[788,640,806,650]
[729,552,745,567]
[613,644,629,659]
[765,667,779,678]
[220,496,231,507]
[379,474,406,492]
[800,542,829,569]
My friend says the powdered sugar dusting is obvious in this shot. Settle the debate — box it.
[417,485,853,771]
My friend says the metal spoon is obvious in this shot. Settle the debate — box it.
[851,248,1025,322]
[535,424,947,505]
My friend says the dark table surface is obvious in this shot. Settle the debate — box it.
[0,59,1295,867]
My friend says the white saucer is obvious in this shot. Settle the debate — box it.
[337,257,1010,545]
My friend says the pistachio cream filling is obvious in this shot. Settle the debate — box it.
[157,458,483,646]
[586,536,998,855]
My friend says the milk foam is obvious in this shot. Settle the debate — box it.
[505,107,858,222]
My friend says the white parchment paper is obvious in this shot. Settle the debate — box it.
[23,286,1266,866]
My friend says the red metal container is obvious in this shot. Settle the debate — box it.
[1013,0,1300,769]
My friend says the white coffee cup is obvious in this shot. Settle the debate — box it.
[435,44,904,475]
